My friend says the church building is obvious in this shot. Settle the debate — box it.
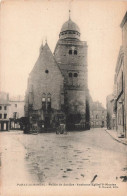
[25,16,90,132]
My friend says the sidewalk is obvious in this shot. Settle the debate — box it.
[105,129,127,146]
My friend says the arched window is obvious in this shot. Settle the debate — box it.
[47,97,51,102]
[47,94,51,111]
[69,50,72,55]
[74,50,77,55]
[74,73,78,77]
[13,112,17,119]
[42,93,46,111]
[42,97,46,102]
[69,73,72,77]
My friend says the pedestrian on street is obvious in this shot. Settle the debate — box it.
[56,119,60,134]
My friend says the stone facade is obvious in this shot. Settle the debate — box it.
[54,18,89,129]
[120,12,127,137]
[106,12,127,138]
[0,92,10,131]
[114,47,125,137]
[0,92,25,131]
[26,43,63,111]
[9,96,25,129]
[90,101,107,128]
[106,94,116,130]
[25,43,64,131]
[25,17,90,132]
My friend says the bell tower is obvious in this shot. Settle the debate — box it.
[54,15,89,129]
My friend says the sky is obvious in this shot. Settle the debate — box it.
[0,0,127,107]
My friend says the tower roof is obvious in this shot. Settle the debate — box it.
[59,18,80,40]
[60,18,80,33]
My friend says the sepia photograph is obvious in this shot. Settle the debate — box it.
[0,0,127,195]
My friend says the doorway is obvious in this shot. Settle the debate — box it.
[44,117,50,128]
[102,121,104,127]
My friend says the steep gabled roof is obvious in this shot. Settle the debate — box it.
[30,43,62,76]
[120,12,127,28]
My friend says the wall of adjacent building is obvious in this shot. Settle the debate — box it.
[9,101,24,119]
[106,94,116,130]
[90,101,107,128]
[119,12,127,137]
[0,92,9,131]
[115,50,124,135]
[122,15,127,137]
[9,101,25,129]
[107,12,127,138]
[0,104,10,131]
[0,92,10,131]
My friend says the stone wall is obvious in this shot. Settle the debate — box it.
[90,101,107,128]
[66,90,86,114]
[54,40,87,67]
[54,39,89,118]
[25,43,64,118]
[122,18,127,137]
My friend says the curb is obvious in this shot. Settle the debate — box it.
[105,129,127,146]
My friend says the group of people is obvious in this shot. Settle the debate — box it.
[55,120,67,134]
[26,118,67,134]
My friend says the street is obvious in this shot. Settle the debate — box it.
[0,128,127,186]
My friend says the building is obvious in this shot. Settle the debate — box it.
[54,16,90,129]
[0,92,25,131]
[114,46,125,137]
[120,12,127,138]
[90,101,107,128]
[106,94,116,130]
[9,96,25,129]
[25,42,64,131]
[25,16,90,132]
[106,12,127,138]
[0,92,10,131]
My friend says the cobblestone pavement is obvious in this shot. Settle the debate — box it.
[0,128,127,186]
